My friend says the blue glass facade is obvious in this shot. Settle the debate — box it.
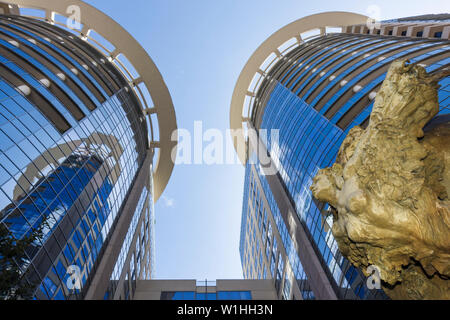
[105,177,156,300]
[240,155,314,300]
[0,14,153,300]
[260,83,381,299]
[161,291,252,300]
[241,32,449,299]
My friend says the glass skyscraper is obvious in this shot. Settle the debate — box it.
[0,1,177,300]
[231,12,450,299]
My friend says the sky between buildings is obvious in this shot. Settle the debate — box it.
[85,0,449,280]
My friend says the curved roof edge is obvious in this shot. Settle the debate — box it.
[6,0,177,202]
[230,11,369,165]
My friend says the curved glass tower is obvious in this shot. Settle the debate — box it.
[0,1,177,300]
[232,12,449,299]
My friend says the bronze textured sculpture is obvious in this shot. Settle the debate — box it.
[310,60,449,299]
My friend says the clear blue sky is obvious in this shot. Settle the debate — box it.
[85,0,449,280]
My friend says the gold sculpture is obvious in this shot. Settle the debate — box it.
[310,60,449,300]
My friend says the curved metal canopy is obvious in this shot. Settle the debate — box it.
[230,11,369,164]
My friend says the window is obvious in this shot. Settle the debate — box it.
[283,272,292,300]
[160,292,195,300]
[43,276,57,298]
[196,293,217,300]
[54,289,65,300]
[217,291,252,300]
[270,254,276,277]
